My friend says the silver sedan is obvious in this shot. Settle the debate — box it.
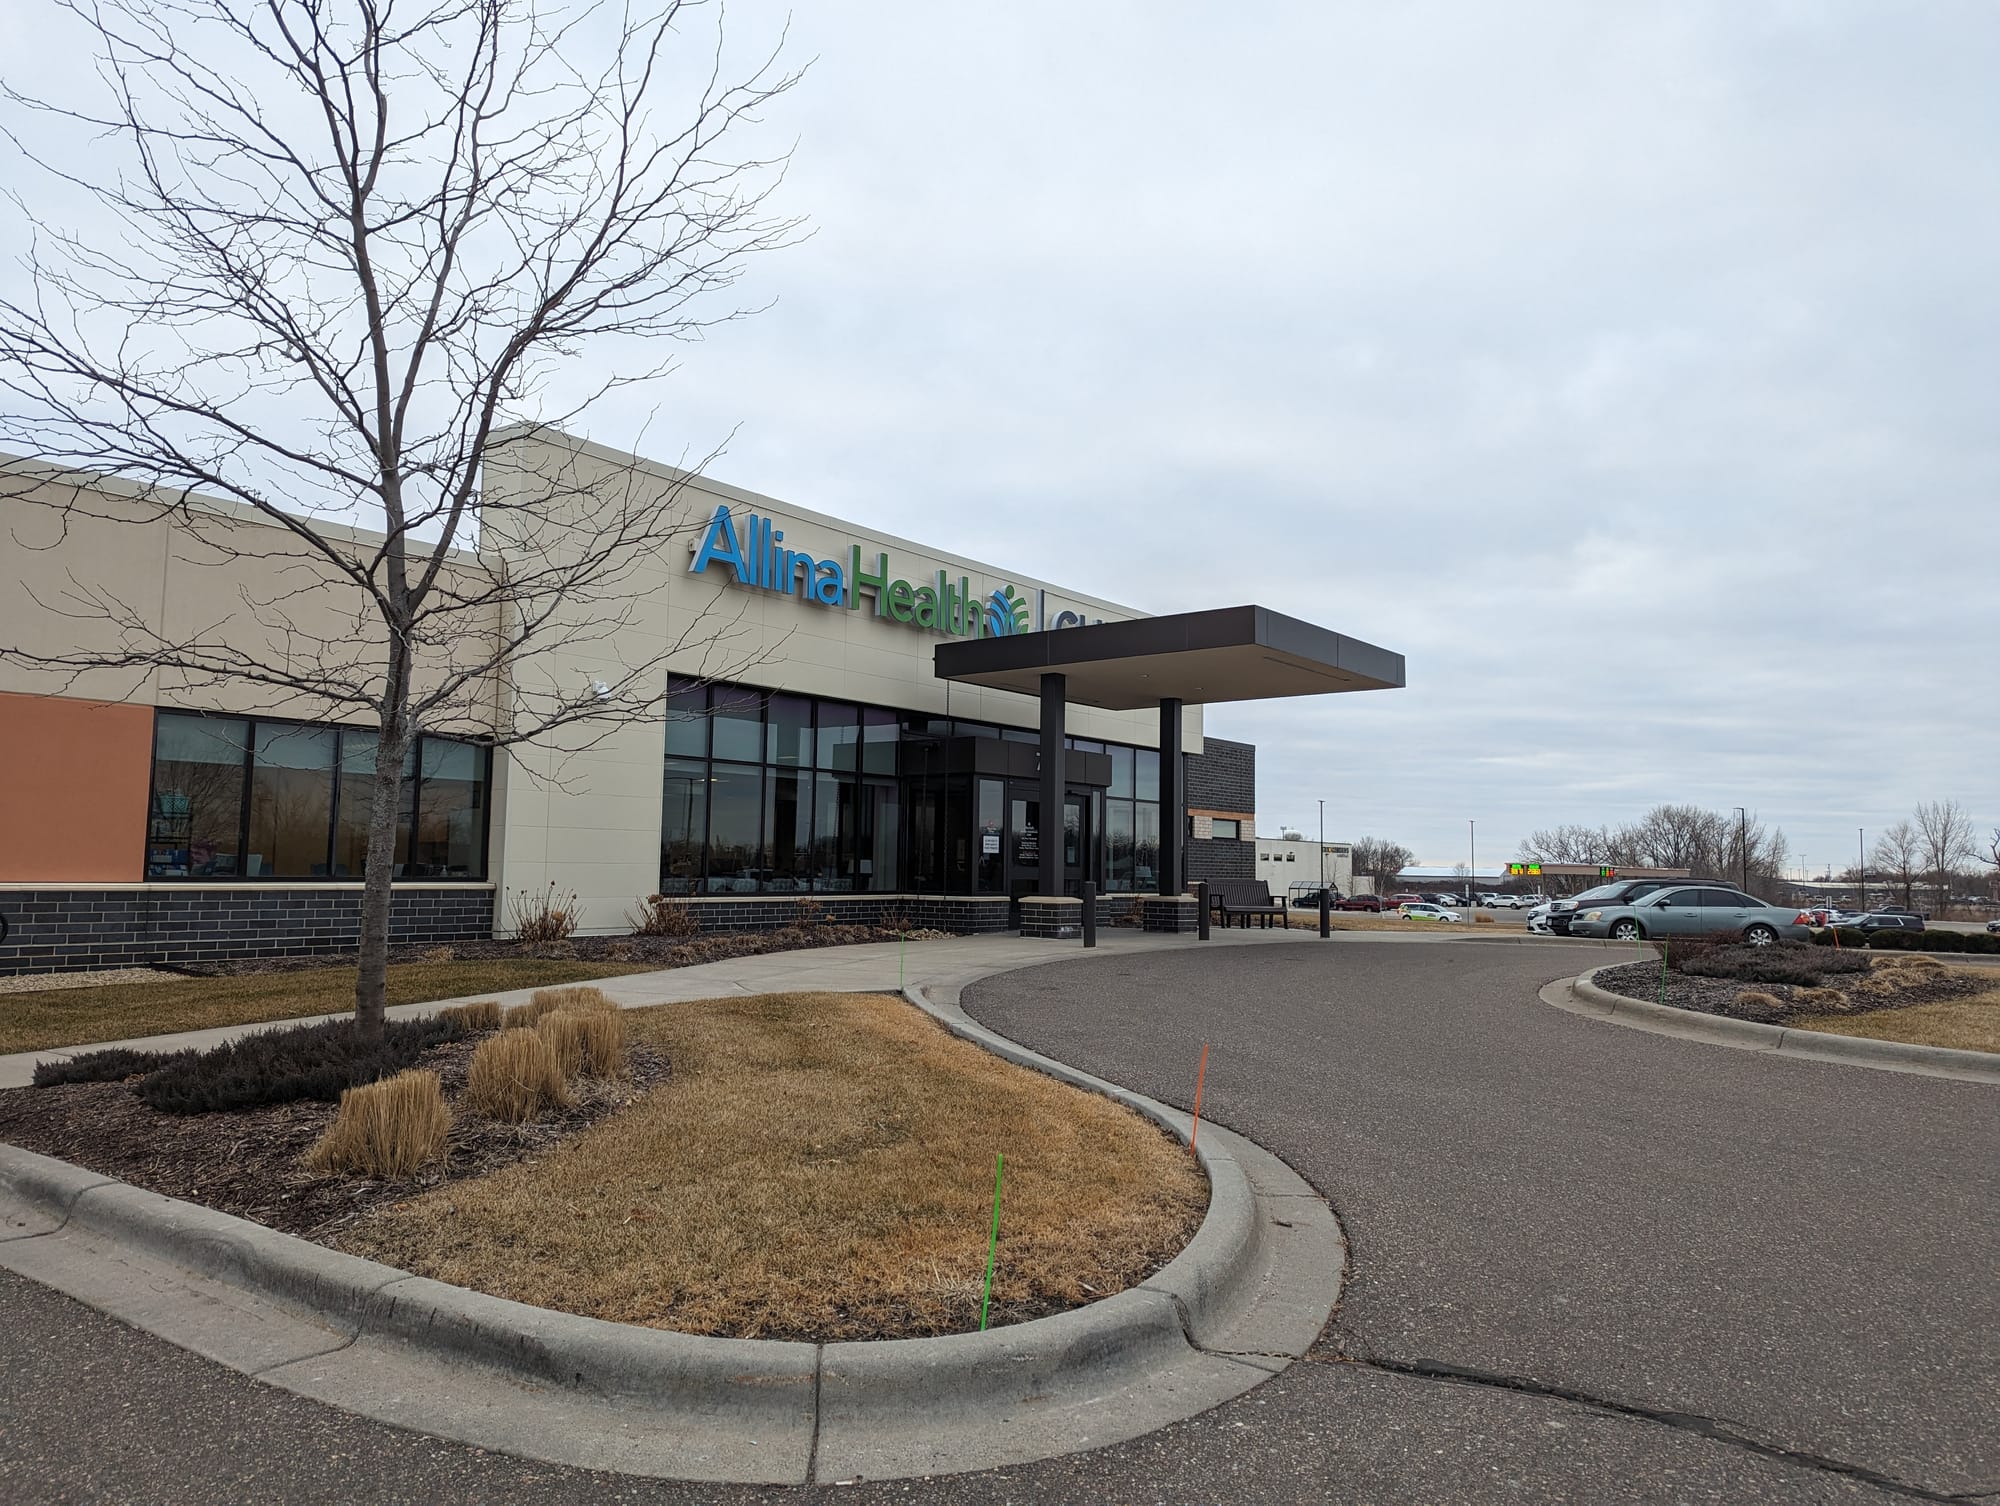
[1567,884,1813,946]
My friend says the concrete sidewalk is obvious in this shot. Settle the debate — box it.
[0,926,1329,1089]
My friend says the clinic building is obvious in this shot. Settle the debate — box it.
[0,431,1400,973]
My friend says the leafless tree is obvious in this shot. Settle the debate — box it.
[1351,838,1414,894]
[1912,799,1977,914]
[1985,828,2000,901]
[1871,821,1921,909]
[1518,805,1789,892]
[0,0,802,1037]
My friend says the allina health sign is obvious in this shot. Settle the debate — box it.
[688,505,1102,638]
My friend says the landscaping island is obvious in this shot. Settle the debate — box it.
[1591,938,2000,1055]
[0,988,1205,1341]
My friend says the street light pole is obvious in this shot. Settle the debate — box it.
[1858,828,1865,909]
[1735,806,1747,891]
[1318,799,1325,894]
[1469,818,1476,905]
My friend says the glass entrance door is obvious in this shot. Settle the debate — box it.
[1006,786,1091,898]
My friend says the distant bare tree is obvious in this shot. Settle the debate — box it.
[1912,800,1977,913]
[1351,838,1415,894]
[1871,821,1922,909]
[1519,805,1789,892]
[0,0,802,1038]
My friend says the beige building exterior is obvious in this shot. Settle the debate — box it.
[0,429,1226,969]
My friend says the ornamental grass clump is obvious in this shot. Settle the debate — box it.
[439,1000,502,1032]
[465,1029,569,1123]
[530,984,616,1017]
[574,1007,628,1079]
[535,1011,588,1080]
[307,1070,450,1179]
[503,984,615,1032]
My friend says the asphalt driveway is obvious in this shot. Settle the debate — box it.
[3,937,1994,1503]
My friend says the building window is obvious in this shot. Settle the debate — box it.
[147,711,488,881]
[1211,818,1239,840]
[662,676,903,895]
[148,714,249,877]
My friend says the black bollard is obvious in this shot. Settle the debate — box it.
[1319,885,1331,938]
[1082,882,1097,948]
[1196,880,1210,940]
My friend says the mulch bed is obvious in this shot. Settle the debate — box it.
[166,921,949,979]
[0,1031,671,1242]
[1592,959,1985,1024]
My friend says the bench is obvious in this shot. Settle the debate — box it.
[1210,879,1286,929]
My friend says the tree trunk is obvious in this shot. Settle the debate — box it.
[352,724,411,1043]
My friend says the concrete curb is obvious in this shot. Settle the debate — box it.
[1553,968,2000,1084]
[0,969,1344,1483]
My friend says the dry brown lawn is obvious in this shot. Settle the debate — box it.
[0,960,654,1054]
[1786,968,2000,1055]
[336,991,1207,1341]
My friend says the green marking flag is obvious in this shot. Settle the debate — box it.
[980,1152,1004,1331]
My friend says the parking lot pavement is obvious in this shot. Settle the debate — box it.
[3,938,1991,1504]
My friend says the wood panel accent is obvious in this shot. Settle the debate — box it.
[0,692,152,881]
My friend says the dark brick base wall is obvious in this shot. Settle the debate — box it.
[1141,895,1201,933]
[1187,837,1254,888]
[0,887,496,976]
[1019,898,1083,939]
[675,895,1011,937]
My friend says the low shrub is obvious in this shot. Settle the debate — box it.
[629,893,699,939]
[33,1046,195,1088]
[307,1069,451,1179]
[438,1000,502,1032]
[1677,942,1867,987]
[1473,912,1495,925]
[130,1014,469,1116]
[535,1011,588,1079]
[500,1002,535,1030]
[508,882,579,948]
[464,1029,569,1122]
[574,1008,627,1078]
[1868,927,2000,954]
[1793,986,1852,1011]
[1810,927,1874,950]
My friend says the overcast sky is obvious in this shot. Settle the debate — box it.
[7,1,1997,875]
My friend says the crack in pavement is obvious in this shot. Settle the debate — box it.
[1313,1351,1970,1504]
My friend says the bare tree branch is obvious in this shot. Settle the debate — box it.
[0,0,805,1034]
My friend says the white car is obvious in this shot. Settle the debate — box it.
[1526,902,1554,934]
[1399,902,1464,924]
[1487,894,1524,910]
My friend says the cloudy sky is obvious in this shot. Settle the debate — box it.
[631,0,2000,873]
[6,1,1997,874]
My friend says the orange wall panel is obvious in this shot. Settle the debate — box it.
[0,692,153,881]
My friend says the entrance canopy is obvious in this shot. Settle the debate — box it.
[932,605,1404,711]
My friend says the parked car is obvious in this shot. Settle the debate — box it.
[1877,905,1930,921]
[1390,893,1425,908]
[1335,894,1396,912]
[1526,901,1554,934]
[1987,919,2000,934]
[1566,885,1813,945]
[1841,912,1926,934]
[1487,894,1526,910]
[1398,902,1463,924]
[1545,879,1684,935]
